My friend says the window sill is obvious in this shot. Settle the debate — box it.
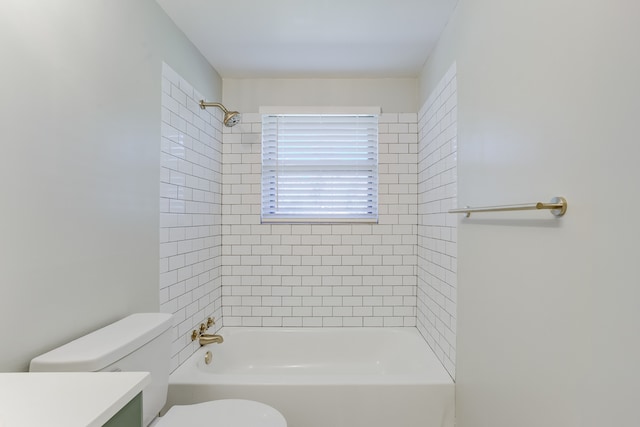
[261,218,378,224]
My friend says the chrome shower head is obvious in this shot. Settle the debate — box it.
[223,110,241,127]
[199,101,242,127]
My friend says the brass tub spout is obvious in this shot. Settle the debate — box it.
[199,334,224,346]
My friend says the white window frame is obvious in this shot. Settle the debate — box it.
[260,106,380,224]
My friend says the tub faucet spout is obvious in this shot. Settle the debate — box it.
[199,334,224,346]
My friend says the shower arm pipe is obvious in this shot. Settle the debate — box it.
[199,101,229,113]
[449,196,567,218]
[198,100,241,127]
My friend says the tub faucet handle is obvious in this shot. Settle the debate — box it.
[199,323,207,334]
[207,317,215,328]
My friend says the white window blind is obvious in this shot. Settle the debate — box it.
[262,114,378,223]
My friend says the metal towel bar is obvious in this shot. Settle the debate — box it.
[449,196,567,217]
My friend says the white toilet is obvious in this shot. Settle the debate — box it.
[30,313,286,427]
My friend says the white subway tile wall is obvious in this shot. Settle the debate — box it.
[160,63,223,372]
[220,112,419,328]
[159,65,458,377]
[417,63,458,378]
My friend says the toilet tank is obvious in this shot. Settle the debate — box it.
[30,313,173,427]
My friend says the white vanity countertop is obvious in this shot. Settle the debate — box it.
[0,371,150,427]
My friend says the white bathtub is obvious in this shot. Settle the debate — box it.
[166,327,454,427]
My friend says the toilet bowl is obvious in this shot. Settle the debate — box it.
[30,313,286,427]
[155,399,286,427]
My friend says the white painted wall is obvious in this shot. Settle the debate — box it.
[223,78,419,113]
[0,0,221,372]
[420,1,640,426]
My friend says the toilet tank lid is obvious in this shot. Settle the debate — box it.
[30,313,173,372]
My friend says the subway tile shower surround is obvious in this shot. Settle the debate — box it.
[160,63,223,372]
[417,63,458,377]
[159,64,457,378]
[221,113,419,328]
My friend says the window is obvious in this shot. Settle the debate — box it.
[261,111,379,223]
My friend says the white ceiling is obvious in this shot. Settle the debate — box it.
[156,0,458,78]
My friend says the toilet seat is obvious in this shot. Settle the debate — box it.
[155,399,287,427]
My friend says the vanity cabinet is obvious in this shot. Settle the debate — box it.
[0,372,149,427]
[103,392,143,427]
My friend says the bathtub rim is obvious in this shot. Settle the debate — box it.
[170,326,454,386]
